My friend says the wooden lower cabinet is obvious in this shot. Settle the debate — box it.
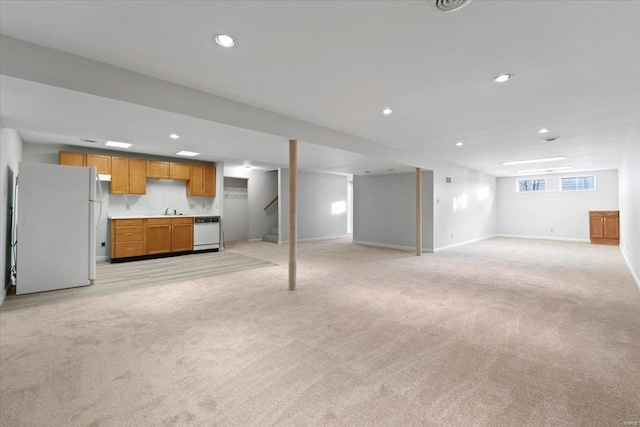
[146,219,172,254]
[589,211,619,245]
[111,219,144,258]
[111,217,194,260]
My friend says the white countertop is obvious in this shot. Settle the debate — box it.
[107,212,219,219]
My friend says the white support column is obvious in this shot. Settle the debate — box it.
[416,168,422,256]
[289,139,297,290]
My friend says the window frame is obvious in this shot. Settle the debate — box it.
[560,175,596,192]
[516,178,547,193]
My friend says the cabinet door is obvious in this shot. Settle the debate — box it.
[589,215,604,239]
[204,165,216,197]
[170,162,191,180]
[129,159,147,194]
[171,219,193,252]
[604,213,619,239]
[59,151,86,167]
[146,221,172,254]
[188,165,205,197]
[110,157,130,194]
[86,154,111,174]
[147,160,170,179]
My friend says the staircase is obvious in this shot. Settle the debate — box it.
[262,225,278,243]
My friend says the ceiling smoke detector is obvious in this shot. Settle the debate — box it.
[434,0,472,13]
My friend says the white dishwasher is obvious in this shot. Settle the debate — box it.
[193,216,220,251]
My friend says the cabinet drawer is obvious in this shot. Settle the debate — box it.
[113,219,143,227]
[114,226,143,242]
[172,217,194,225]
[147,218,172,226]
[114,241,143,258]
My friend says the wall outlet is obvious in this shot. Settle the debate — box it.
[451,233,454,238]
[126,204,130,210]
[101,242,106,247]
[550,228,553,232]
[189,203,195,209]
[201,203,205,209]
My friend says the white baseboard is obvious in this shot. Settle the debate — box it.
[495,234,590,243]
[0,286,6,307]
[434,234,496,252]
[353,241,435,254]
[249,238,263,242]
[96,256,109,262]
[620,248,640,292]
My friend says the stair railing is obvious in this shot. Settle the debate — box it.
[264,196,278,211]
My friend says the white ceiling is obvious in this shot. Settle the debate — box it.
[1,0,639,176]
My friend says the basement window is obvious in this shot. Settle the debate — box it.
[517,179,546,193]
[561,176,596,191]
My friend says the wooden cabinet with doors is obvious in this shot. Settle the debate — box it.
[146,160,170,179]
[144,217,193,255]
[60,151,111,174]
[111,157,147,194]
[589,211,619,245]
[169,162,191,180]
[187,165,216,197]
[111,219,144,259]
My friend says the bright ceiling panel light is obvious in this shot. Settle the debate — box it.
[493,74,513,83]
[501,156,567,166]
[381,108,394,115]
[538,128,549,134]
[105,141,132,148]
[456,142,464,146]
[215,34,235,48]
[517,166,573,174]
[169,133,180,139]
[176,151,200,157]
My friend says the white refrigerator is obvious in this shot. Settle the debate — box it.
[16,162,102,295]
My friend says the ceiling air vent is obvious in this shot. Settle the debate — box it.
[543,137,561,142]
[80,138,100,144]
[434,0,472,13]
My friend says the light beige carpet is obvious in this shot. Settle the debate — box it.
[1,237,638,426]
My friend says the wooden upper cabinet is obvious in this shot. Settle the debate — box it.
[589,211,619,245]
[59,151,86,167]
[204,165,216,197]
[147,160,170,179]
[187,164,216,197]
[86,154,111,174]
[129,159,147,194]
[170,162,191,180]
[111,157,147,194]
[110,157,130,194]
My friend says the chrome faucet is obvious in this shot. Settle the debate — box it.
[165,208,170,215]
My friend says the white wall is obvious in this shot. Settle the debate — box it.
[432,163,497,250]
[0,128,23,303]
[497,170,619,242]
[619,136,640,289]
[278,169,348,242]
[22,142,222,258]
[224,167,278,241]
[353,171,434,251]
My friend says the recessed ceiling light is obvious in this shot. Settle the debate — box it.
[215,34,235,48]
[517,166,573,174]
[382,108,394,115]
[543,137,561,142]
[176,151,200,157]
[169,133,180,139]
[105,141,132,149]
[493,74,513,83]
[456,142,464,146]
[538,128,549,134]
[501,156,567,166]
